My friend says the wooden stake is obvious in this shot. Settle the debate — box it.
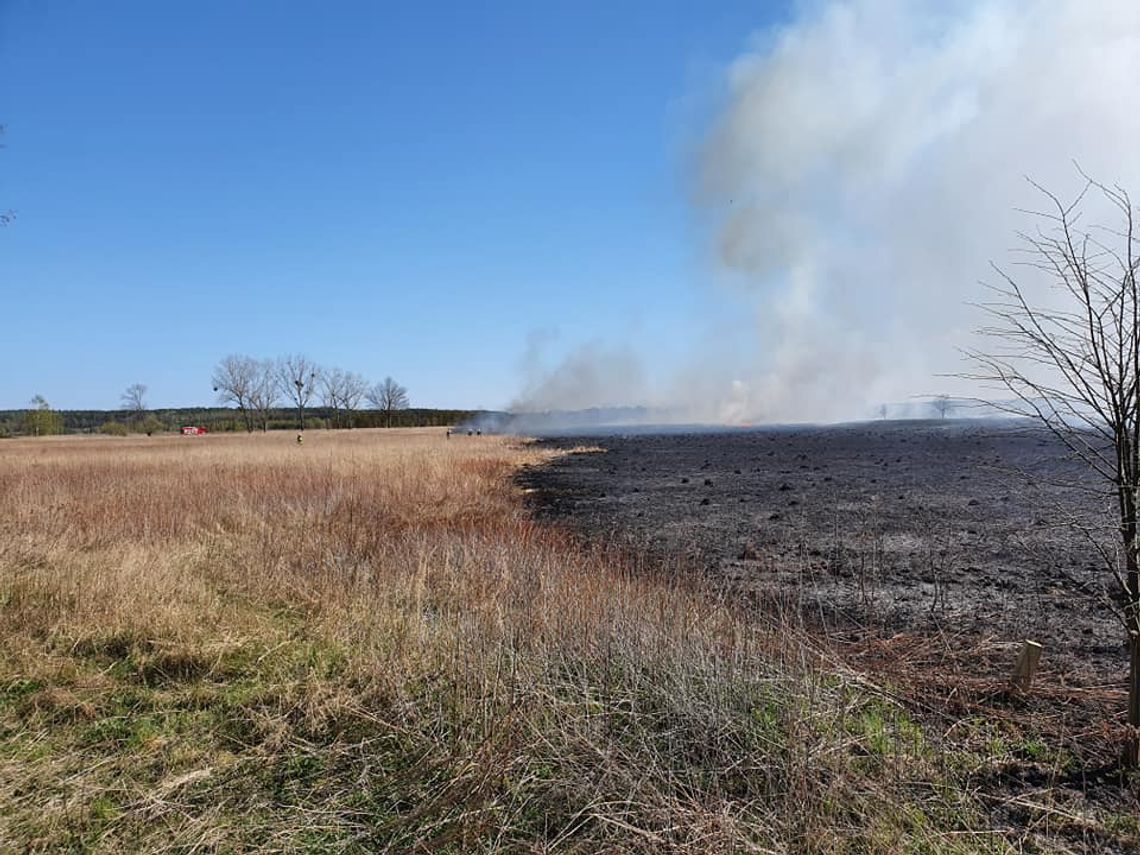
[1010,640,1043,692]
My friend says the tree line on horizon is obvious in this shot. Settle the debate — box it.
[210,353,409,432]
[0,354,489,437]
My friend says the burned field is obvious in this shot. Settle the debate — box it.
[525,420,1124,692]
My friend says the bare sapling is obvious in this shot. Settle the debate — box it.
[968,172,1140,763]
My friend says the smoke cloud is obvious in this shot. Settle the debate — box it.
[512,335,649,413]
[515,0,1140,425]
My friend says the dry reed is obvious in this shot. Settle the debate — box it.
[0,429,1026,851]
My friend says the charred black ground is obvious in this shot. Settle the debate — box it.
[522,419,1123,681]
[521,419,1140,842]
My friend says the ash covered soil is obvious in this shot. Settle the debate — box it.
[522,419,1125,680]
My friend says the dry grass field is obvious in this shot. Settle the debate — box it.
[0,428,1043,852]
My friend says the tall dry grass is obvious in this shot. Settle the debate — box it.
[0,429,1007,852]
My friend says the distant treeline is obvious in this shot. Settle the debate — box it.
[0,407,498,437]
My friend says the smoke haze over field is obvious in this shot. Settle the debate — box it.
[513,336,650,414]
[514,0,1140,425]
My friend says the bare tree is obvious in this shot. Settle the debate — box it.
[309,364,368,429]
[968,174,1140,763]
[277,354,320,431]
[247,360,279,432]
[213,355,258,432]
[367,376,409,428]
[341,372,369,428]
[931,394,953,420]
[320,367,347,429]
[120,383,148,423]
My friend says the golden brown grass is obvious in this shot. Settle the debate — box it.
[0,428,1012,852]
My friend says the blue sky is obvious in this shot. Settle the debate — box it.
[0,1,787,410]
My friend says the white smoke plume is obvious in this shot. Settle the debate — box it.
[517,0,1140,425]
[512,336,649,413]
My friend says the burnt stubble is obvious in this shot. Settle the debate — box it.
[525,419,1121,678]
